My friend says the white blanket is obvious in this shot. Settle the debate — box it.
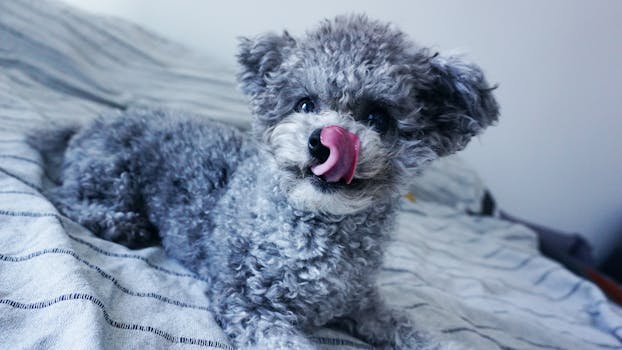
[1,1,621,349]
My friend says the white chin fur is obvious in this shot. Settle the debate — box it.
[288,181,373,215]
[265,111,389,215]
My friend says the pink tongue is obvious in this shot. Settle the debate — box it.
[311,125,360,184]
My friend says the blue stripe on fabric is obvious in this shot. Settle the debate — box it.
[0,209,56,218]
[482,246,504,259]
[554,280,584,302]
[378,280,426,289]
[404,302,429,310]
[0,293,233,349]
[0,165,42,191]
[455,314,503,332]
[389,252,580,303]
[559,330,622,349]
[0,208,209,282]
[0,4,128,78]
[393,237,539,271]
[310,337,372,349]
[584,342,622,349]
[448,314,572,350]
[613,326,622,343]
[462,294,583,323]
[0,125,28,132]
[0,56,126,110]
[380,276,577,350]
[453,309,579,349]
[64,232,209,282]
[511,336,573,350]
[441,327,515,350]
[533,267,562,286]
[381,267,429,285]
[0,248,211,312]
[404,295,610,349]
[0,155,59,183]
[0,114,45,123]
[0,190,40,197]
[0,154,43,168]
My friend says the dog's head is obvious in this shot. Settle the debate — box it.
[237,15,499,215]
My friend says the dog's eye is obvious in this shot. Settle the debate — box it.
[366,111,389,134]
[294,98,316,113]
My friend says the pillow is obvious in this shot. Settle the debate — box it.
[407,155,491,214]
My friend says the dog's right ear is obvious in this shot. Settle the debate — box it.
[237,31,296,97]
[413,53,500,157]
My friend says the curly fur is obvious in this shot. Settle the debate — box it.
[35,15,498,349]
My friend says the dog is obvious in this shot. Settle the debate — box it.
[34,15,498,349]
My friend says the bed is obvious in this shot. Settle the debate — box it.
[1,1,621,349]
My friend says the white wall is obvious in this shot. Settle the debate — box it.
[64,0,622,262]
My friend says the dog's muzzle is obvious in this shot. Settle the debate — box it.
[309,125,360,184]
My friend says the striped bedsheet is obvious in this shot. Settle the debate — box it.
[1,1,621,349]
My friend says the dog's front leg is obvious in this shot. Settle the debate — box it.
[217,301,317,350]
[342,289,426,350]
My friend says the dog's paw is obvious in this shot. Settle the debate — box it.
[422,338,470,350]
[355,310,427,350]
[391,326,470,350]
[390,321,425,350]
[239,333,317,350]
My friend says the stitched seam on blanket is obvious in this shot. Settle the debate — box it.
[451,311,573,349]
[0,154,60,184]
[441,327,577,350]
[442,327,516,350]
[459,294,585,320]
[392,236,540,270]
[0,209,57,218]
[0,57,128,110]
[0,293,234,349]
[0,154,43,167]
[389,252,582,302]
[0,190,41,197]
[310,336,373,349]
[0,247,211,312]
[65,232,209,282]
[391,297,594,349]
[0,114,45,122]
[0,166,42,191]
[0,208,208,282]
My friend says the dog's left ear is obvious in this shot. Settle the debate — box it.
[414,54,499,156]
[237,31,296,97]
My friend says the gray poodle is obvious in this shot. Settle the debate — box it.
[34,15,498,349]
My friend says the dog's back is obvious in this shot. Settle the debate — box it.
[40,108,248,248]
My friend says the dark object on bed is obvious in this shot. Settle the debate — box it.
[499,211,594,273]
[603,247,622,284]
[476,192,622,306]
[473,190,595,273]
[585,267,622,306]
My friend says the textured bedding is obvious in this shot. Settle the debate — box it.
[1,1,621,349]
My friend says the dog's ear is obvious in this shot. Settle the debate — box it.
[237,31,296,97]
[414,53,499,156]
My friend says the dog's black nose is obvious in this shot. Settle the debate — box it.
[308,128,330,164]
